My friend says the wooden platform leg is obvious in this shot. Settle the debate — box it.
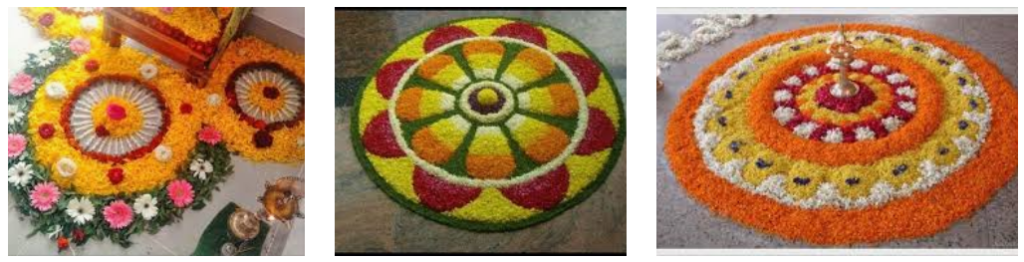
[105,27,123,47]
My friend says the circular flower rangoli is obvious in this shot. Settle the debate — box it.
[207,37,305,163]
[9,40,235,250]
[665,24,1017,245]
[353,18,625,231]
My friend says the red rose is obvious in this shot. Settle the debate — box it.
[85,60,100,72]
[95,126,110,137]
[106,104,127,120]
[107,168,124,185]
[56,235,69,252]
[254,130,274,148]
[38,124,56,139]
[39,13,55,27]
[72,228,86,243]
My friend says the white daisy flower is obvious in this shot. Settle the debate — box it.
[139,63,159,80]
[773,106,796,124]
[154,145,173,162]
[803,66,819,77]
[870,65,889,74]
[773,90,793,102]
[886,73,908,84]
[898,101,917,113]
[190,158,214,180]
[826,58,842,70]
[882,116,904,132]
[45,82,67,100]
[793,122,819,139]
[8,162,34,187]
[854,127,876,141]
[133,194,159,221]
[9,104,26,126]
[823,128,844,143]
[783,76,803,87]
[850,59,868,69]
[35,50,55,67]
[66,197,95,225]
[56,158,77,178]
[80,15,99,32]
[896,86,917,98]
[207,94,222,106]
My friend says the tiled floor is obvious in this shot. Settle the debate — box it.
[656,14,1018,248]
[334,10,627,253]
[7,8,305,256]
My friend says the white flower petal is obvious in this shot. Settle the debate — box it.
[45,82,67,100]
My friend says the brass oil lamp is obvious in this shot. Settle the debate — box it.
[826,24,861,98]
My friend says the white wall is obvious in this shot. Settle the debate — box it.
[252,7,305,37]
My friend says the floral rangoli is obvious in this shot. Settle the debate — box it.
[206,36,305,163]
[665,24,1017,245]
[9,40,234,249]
[8,16,303,251]
[352,18,625,231]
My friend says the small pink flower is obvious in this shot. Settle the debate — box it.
[30,182,61,212]
[69,38,91,56]
[159,7,174,14]
[9,134,27,158]
[103,200,134,230]
[38,13,55,27]
[197,126,222,145]
[9,73,35,96]
[167,180,194,208]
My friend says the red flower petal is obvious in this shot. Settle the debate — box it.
[253,130,274,148]
[362,112,405,158]
[576,108,617,155]
[107,168,124,185]
[423,25,477,53]
[500,165,569,210]
[557,52,601,95]
[106,104,127,120]
[492,22,547,48]
[180,103,193,114]
[413,167,481,212]
[84,60,100,72]
[375,60,416,99]
[38,124,55,139]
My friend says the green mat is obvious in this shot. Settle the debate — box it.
[191,202,270,256]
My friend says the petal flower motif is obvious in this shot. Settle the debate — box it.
[424,25,477,53]
[413,167,481,212]
[505,115,570,163]
[410,115,471,165]
[499,165,569,210]
[465,127,516,179]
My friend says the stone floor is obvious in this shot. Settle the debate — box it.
[656,14,1018,249]
[7,8,305,256]
[334,10,627,253]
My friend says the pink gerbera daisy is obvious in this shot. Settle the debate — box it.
[9,73,35,96]
[103,200,134,230]
[9,134,27,158]
[69,37,91,56]
[167,179,194,208]
[197,126,222,145]
[30,182,60,212]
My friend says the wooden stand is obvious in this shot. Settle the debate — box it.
[102,8,249,86]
